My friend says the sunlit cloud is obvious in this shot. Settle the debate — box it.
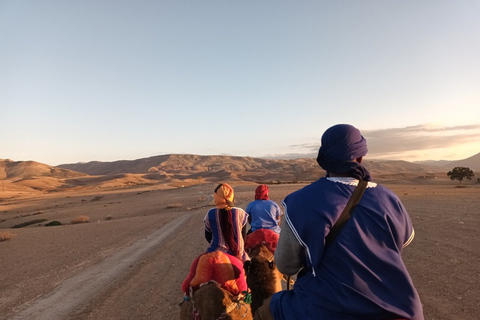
[364,124,480,160]
[278,124,480,161]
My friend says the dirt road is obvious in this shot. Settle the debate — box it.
[9,212,192,320]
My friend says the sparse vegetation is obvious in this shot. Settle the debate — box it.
[71,215,90,224]
[45,221,63,227]
[12,218,48,228]
[447,167,475,184]
[167,203,183,209]
[91,196,104,201]
[0,231,15,242]
[105,215,114,220]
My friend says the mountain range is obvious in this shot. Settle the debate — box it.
[1,152,479,194]
[57,152,480,175]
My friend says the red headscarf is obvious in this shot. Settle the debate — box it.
[255,184,269,200]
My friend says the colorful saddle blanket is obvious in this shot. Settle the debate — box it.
[181,251,247,296]
[245,228,279,254]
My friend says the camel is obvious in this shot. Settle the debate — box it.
[179,228,284,319]
[179,281,252,320]
[179,250,252,320]
[244,243,283,315]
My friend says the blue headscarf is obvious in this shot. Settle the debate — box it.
[316,124,371,181]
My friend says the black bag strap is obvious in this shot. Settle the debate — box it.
[325,180,368,248]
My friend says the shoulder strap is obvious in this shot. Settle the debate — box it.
[324,180,368,248]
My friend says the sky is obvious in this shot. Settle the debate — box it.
[1,1,480,166]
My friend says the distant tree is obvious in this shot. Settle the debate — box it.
[447,167,475,184]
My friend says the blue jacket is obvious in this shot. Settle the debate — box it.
[271,178,423,320]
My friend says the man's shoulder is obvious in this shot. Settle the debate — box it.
[267,199,281,205]
[266,199,282,210]
[368,182,399,199]
[286,178,328,197]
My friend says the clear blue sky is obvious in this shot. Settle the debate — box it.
[2,1,479,166]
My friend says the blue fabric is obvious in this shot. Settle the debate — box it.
[204,207,248,261]
[316,124,371,181]
[246,199,282,233]
[271,178,423,320]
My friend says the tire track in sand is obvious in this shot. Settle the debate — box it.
[10,213,191,320]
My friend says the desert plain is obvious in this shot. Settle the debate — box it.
[1,176,479,320]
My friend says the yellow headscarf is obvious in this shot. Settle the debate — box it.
[214,183,234,210]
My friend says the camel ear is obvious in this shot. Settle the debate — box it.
[244,260,251,274]
[268,261,274,269]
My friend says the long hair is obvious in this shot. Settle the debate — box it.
[218,208,238,257]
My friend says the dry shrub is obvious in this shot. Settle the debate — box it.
[71,215,90,224]
[167,203,183,209]
[0,231,15,242]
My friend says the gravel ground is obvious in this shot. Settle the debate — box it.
[1,182,479,320]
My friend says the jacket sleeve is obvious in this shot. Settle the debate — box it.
[274,215,305,276]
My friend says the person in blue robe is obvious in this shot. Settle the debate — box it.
[254,124,424,320]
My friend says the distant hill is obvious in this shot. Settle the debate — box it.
[57,155,171,176]
[59,154,447,181]
[58,154,325,183]
[414,152,480,171]
[0,159,86,180]
[442,152,480,171]
[2,154,471,195]
[413,159,453,167]
[364,159,445,175]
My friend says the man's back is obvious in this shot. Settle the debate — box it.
[271,177,423,320]
[246,199,282,233]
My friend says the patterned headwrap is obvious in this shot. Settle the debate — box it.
[213,183,238,257]
[214,183,234,210]
[316,124,371,181]
[255,184,269,200]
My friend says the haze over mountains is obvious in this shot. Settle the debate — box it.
[1,152,479,195]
